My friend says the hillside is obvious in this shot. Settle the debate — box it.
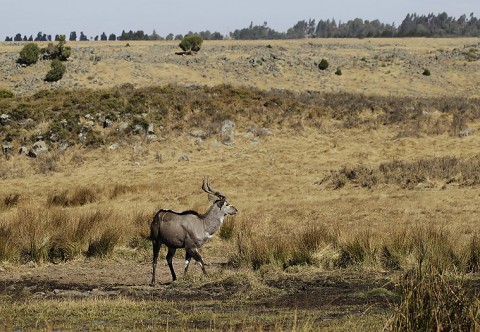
[1,38,479,97]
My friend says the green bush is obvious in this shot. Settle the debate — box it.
[179,35,204,53]
[422,68,431,76]
[335,68,342,75]
[318,58,329,70]
[18,43,40,65]
[45,59,66,82]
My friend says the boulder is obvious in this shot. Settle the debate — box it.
[32,140,48,153]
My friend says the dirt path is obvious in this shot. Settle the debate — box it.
[0,257,397,311]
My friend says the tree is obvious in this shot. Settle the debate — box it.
[34,32,47,41]
[178,35,203,53]
[18,43,41,65]
[14,33,22,41]
[42,35,71,61]
[79,32,88,41]
[166,33,174,40]
[100,32,107,41]
[69,31,77,41]
[150,30,161,40]
[108,33,117,41]
[45,59,66,82]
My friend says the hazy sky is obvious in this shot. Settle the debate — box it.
[1,0,479,40]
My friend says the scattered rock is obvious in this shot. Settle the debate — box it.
[18,146,28,155]
[108,143,119,150]
[29,140,48,157]
[178,154,190,162]
[133,144,143,153]
[459,128,472,137]
[0,113,11,124]
[103,118,113,128]
[2,143,12,155]
[119,122,129,131]
[220,120,235,145]
[211,140,222,149]
[147,134,158,141]
[190,129,207,139]
[147,123,155,135]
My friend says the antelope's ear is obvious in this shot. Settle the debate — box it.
[208,195,217,203]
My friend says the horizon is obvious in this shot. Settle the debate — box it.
[1,0,479,40]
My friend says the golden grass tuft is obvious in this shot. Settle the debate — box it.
[390,263,480,331]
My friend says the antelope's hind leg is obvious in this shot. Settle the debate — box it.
[151,240,162,286]
[184,251,192,274]
[166,247,177,281]
[189,248,207,275]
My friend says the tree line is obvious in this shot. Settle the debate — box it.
[4,12,480,42]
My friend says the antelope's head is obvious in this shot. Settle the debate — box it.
[202,177,237,216]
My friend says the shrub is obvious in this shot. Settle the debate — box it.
[422,68,431,76]
[318,156,480,190]
[0,89,14,99]
[335,68,342,75]
[18,43,40,65]
[45,59,66,82]
[86,228,120,258]
[2,193,21,209]
[218,217,235,240]
[465,233,480,273]
[0,225,16,261]
[179,35,203,53]
[47,186,100,207]
[318,58,329,70]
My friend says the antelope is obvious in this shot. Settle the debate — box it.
[149,178,237,285]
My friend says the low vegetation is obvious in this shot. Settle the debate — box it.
[0,84,479,149]
[318,156,480,189]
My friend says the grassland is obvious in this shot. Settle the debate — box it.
[1,38,480,331]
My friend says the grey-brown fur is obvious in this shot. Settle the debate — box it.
[150,178,237,285]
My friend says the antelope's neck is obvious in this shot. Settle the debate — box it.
[203,206,225,235]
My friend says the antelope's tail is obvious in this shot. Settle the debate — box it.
[149,210,161,241]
